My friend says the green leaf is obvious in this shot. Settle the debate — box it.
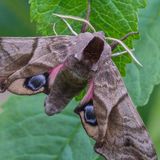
[29,0,146,75]
[124,0,160,106]
[0,95,102,160]
[146,85,160,158]
[138,84,160,158]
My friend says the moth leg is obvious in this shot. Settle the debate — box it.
[81,0,91,33]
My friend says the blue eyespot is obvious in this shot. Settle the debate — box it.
[24,73,48,91]
[84,104,97,126]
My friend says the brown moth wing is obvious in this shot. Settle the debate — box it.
[0,32,101,95]
[0,37,48,94]
[0,37,36,78]
[45,32,105,115]
[75,41,157,159]
[9,32,98,82]
[7,78,46,95]
[0,37,36,91]
[0,36,76,93]
[92,57,157,159]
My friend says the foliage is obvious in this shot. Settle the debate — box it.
[124,0,160,106]
[138,84,160,158]
[0,95,100,160]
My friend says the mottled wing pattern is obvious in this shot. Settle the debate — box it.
[0,37,36,78]
[0,36,76,94]
[0,32,99,95]
[0,31,158,159]
[93,58,157,160]
[0,37,35,92]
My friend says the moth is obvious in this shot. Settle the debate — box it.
[0,30,157,159]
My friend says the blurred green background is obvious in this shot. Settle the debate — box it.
[0,0,35,36]
[0,0,160,159]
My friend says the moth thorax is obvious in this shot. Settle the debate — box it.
[65,55,92,80]
[44,69,87,116]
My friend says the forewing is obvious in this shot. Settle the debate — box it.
[93,59,157,159]
[0,37,35,91]
[0,36,76,94]
[76,56,157,159]
[0,37,36,77]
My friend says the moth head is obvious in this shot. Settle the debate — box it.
[82,36,104,64]
[75,100,99,140]
[66,36,105,80]
[7,73,49,95]
[74,36,104,64]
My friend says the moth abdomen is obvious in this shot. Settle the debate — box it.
[45,69,87,116]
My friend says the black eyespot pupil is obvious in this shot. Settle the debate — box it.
[24,74,48,91]
[84,104,97,126]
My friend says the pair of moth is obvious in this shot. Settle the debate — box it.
[0,15,157,159]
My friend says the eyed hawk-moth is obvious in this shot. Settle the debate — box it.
[0,31,157,159]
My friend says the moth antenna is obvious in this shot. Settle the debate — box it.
[111,32,139,50]
[61,18,78,36]
[53,13,96,33]
[53,23,58,36]
[112,48,135,57]
[106,37,142,67]
[81,0,91,33]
